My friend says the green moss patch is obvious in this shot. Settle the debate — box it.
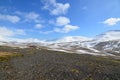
[0,52,23,61]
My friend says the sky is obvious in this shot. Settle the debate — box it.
[0,0,120,41]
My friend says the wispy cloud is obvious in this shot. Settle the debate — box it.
[43,0,70,15]
[54,24,79,33]
[15,11,43,23]
[0,14,20,23]
[15,11,45,30]
[103,18,120,26]
[25,12,40,23]
[0,26,26,41]
[15,29,26,35]
[0,27,14,37]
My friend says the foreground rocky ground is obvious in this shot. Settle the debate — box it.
[0,46,120,80]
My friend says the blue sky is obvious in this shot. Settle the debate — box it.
[0,0,120,40]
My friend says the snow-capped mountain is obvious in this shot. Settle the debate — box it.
[94,40,120,56]
[46,30,120,56]
[0,30,120,57]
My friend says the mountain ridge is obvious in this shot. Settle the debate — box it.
[0,30,120,57]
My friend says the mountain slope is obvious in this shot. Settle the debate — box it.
[0,30,120,57]
[0,47,120,80]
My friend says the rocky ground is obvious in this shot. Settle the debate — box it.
[0,46,120,80]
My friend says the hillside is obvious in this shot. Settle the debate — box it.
[1,30,120,57]
[0,46,120,80]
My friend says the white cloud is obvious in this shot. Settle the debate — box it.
[103,18,120,26]
[56,16,70,26]
[35,24,43,29]
[25,12,40,22]
[0,27,46,42]
[51,3,70,15]
[15,11,43,23]
[53,16,79,33]
[54,24,79,33]
[0,26,26,41]
[13,38,45,43]
[43,0,70,15]
[26,12,39,20]
[0,14,20,23]
[0,27,14,37]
